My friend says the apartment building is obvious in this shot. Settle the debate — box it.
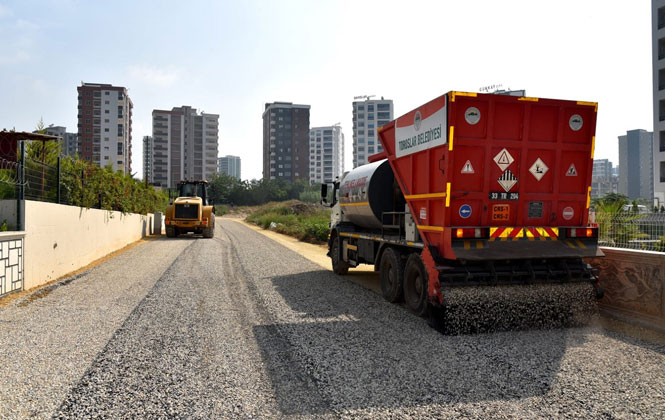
[652,0,665,205]
[590,159,618,199]
[151,106,219,188]
[218,155,241,179]
[352,97,393,168]
[143,135,153,183]
[309,125,344,184]
[618,129,654,200]
[262,102,310,182]
[43,125,78,157]
[77,83,132,173]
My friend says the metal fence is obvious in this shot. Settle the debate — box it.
[592,211,665,252]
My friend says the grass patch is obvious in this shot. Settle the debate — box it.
[245,200,331,243]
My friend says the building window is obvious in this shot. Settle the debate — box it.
[661,131,665,152]
[377,103,391,111]
[660,7,665,29]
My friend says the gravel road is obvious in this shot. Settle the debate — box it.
[1,218,664,419]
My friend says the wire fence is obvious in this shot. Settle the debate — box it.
[591,211,665,252]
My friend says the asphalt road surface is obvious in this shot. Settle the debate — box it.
[1,219,664,419]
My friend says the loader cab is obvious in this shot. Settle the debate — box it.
[176,180,210,205]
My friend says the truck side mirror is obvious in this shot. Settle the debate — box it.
[320,183,328,205]
[321,183,335,207]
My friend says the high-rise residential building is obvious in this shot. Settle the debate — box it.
[77,83,132,173]
[309,125,344,184]
[352,97,393,168]
[218,155,241,179]
[43,125,78,157]
[652,0,665,206]
[143,136,153,183]
[590,159,618,199]
[618,129,654,200]
[262,102,310,182]
[151,106,219,188]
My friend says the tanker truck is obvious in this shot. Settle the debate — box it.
[322,91,604,333]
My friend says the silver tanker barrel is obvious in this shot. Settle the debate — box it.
[338,159,397,230]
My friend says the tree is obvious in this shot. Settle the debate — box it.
[27,118,61,166]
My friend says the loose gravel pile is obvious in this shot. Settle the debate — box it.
[1,220,664,419]
[435,282,597,334]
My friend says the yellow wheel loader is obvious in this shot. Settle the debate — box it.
[164,180,215,238]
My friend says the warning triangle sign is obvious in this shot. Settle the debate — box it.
[566,163,578,176]
[461,160,475,174]
[493,148,515,171]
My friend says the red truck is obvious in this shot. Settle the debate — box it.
[322,91,603,331]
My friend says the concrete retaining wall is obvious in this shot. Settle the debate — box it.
[589,248,665,332]
[23,201,159,290]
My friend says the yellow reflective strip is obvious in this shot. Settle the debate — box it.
[450,91,477,102]
[449,125,454,151]
[490,227,499,236]
[577,101,598,112]
[464,240,470,249]
[445,183,451,207]
[565,240,577,249]
[537,227,548,237]
[591,135,595,159]
[346,244,357,251]
[340,202,369,207]
[417,225,444,232]
[551,228,559,236]
[518,97,539,102]
[528,236,535,241]
[586,186,591,208]
[500,236,508,242]
[575,240,587,249]
[525,229,534,238]
[476,240,483,249]
[404,192,447,200]
[499,228,512,238]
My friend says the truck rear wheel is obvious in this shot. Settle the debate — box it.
[380,248,404,303]
[331,235,349,275]
[404,253,429,317]
[166,226,177,238]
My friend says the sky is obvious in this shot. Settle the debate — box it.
[0,0,654,181]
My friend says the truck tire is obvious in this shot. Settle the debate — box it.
[380,247,404,303]
[166,226,176,238]
[203,214,215,238]
[403,253,429,317]
[331,235,349,275]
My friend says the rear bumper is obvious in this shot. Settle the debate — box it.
[451,238,603,260]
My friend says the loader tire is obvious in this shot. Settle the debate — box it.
[380,247,404,303]
[166,226,176,238]
[331,235,349,275]
[404,253,429,317]
[203,214,215,238]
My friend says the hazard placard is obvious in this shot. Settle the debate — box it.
[461,160,475,174]
[493,148,514,171]
[497,170,517,192]
[566,163,578,177]
[529,158,549,181]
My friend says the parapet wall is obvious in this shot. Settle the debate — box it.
[23,201,159,290]
[589,248,665,332]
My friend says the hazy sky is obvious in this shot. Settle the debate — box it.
[0,0,653,180]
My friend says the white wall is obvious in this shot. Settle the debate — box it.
[23,201,159,290]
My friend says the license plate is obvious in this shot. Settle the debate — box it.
[489,192,519,200]
[492,204,510,221]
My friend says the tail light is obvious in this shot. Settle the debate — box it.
[567,227,597,238]
[455,228,488,239]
